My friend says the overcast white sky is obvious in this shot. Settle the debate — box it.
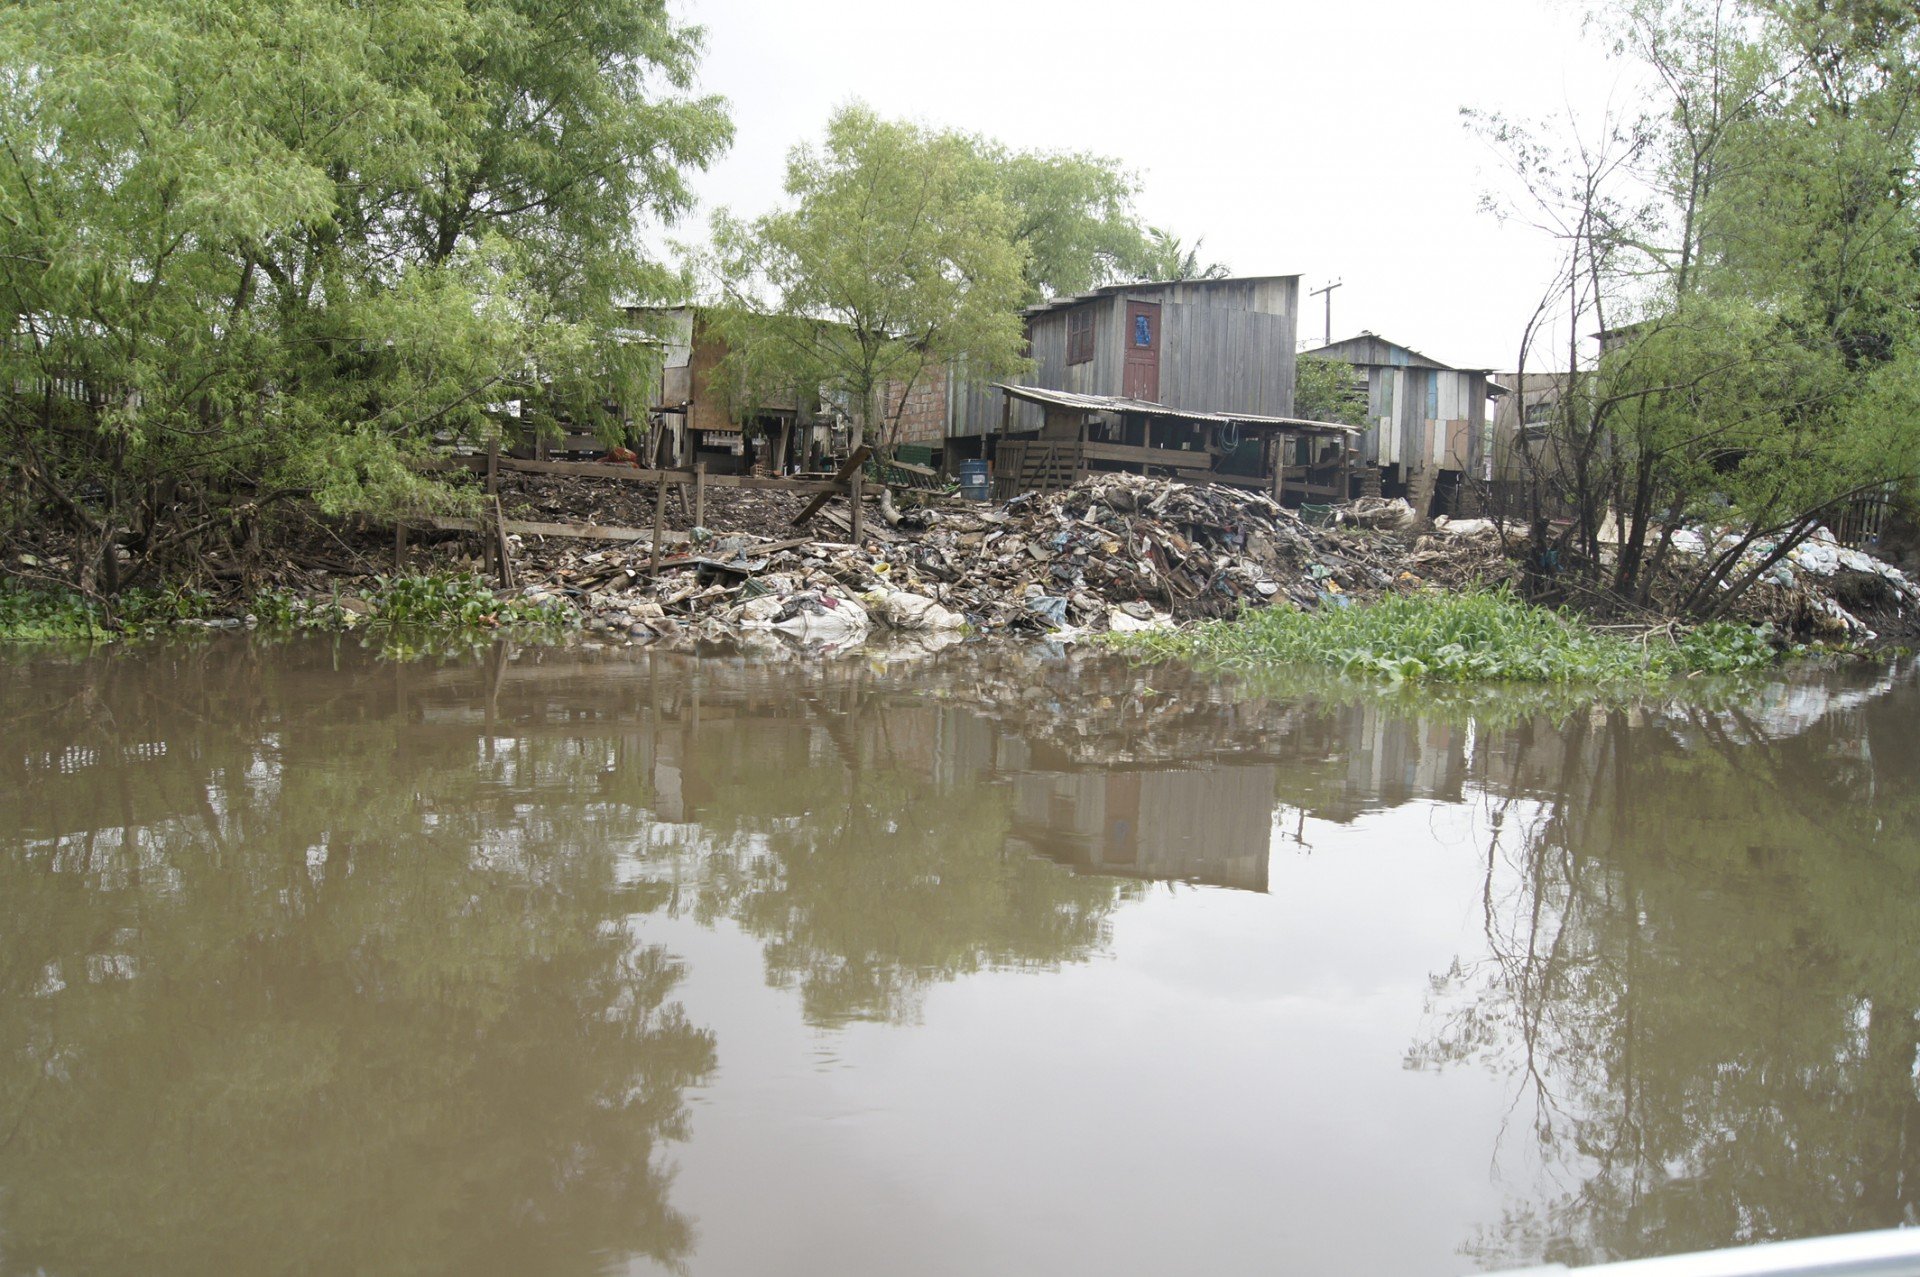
[669,0,1641,373]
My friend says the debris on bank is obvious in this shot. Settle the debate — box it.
[31,467,1908,653]
[504,473,1511,644]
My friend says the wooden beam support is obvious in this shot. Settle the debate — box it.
[410,453,841,493]
[790,445,873,526]
[651,477,668,572]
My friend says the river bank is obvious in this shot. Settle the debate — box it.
[6,472,1919,665]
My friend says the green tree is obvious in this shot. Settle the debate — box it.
[705,105,1030,457]
[0,0,729,602]
[986,146,1158,301]
[1294,353,1368,426]
[1477,0,1920,615]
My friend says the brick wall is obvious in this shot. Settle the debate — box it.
[878,362,948,447]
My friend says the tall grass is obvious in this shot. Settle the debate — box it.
[1107,589,1783,685]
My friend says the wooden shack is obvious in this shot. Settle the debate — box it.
[1299,332,1496,491]
[950,274,1303,447]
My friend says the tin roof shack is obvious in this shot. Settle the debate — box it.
[1300,333,1495,498]
[954,276,1302,441]
[951,276,1363,499]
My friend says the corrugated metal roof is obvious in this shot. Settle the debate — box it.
[1304,331,1495,374]
[1023,274,1302,318]
[993,383,1359,434]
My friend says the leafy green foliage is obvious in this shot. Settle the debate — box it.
[1130,227,1231,282]
[0,0,729,593]
[0,580,218,642]
[0,581,105,643]
[1294,354,1369,427]
[984,146,1160,302]
[1479,0,1920,616]
[1108,589,1786,684]
[114,584,216,633]
[705,105,1030,453]
[365,572,567,631]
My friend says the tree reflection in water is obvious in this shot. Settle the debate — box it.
[0,643,714,1277]
[1411,664,1920,1268]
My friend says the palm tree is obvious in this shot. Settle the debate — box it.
[1133,227,1231,281]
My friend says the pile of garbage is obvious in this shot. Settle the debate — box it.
[1671,524,1920,640]
[514,474,1506,645]
[450,469,1920,649]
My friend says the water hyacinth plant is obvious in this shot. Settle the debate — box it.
[1106,589,1787,685]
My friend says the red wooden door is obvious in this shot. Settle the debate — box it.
[1122,300,1161,401]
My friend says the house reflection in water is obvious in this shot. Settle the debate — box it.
[624,656,1484,898]
[1005,764,1278,893]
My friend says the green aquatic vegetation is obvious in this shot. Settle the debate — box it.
[1,581,219,643]
[114,585,216,633]
[364,572,571,631]
[1106,589,1788,685]
[0,582,106,643]
[254,574,575,647]
[5,572,574,652]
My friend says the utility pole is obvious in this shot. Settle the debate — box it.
[1309,279,1343,346]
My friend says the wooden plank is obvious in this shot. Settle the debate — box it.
[490,455,838,493]
[1079,441,1214,472]
[641,535,815,574]
[790,445,872,526]
[427,516,690,545]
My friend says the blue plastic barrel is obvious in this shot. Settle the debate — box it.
[959,459,991,500]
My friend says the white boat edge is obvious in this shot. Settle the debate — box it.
[1483,1229,1920,1277]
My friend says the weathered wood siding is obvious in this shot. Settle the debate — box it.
[1158,304,1295,416]
[950,276,1300,437]
[1328,340,1489,473]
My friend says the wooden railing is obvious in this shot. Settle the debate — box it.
[994,440,1084,498]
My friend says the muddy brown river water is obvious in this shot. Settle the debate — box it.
[2,638,1916,1276]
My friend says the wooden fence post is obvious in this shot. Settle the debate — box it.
[651,476,667,571]
[850,470,864,544]
[483,439,500,577]
[493,497,515,590]
[694,460,707,528]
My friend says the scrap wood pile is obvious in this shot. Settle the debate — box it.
[510,473,1515,644]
